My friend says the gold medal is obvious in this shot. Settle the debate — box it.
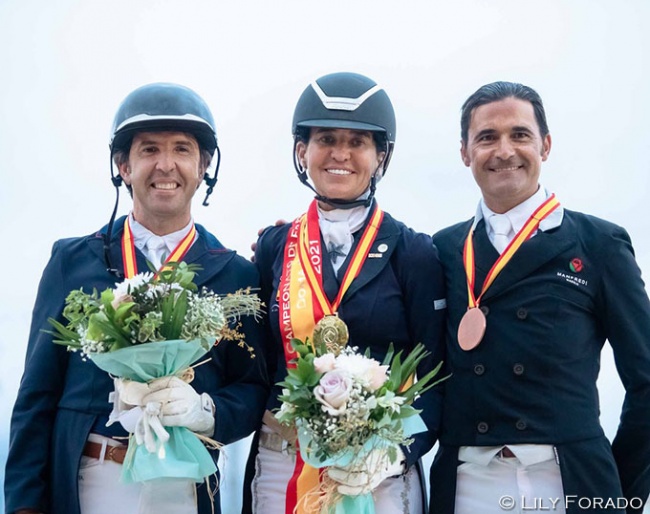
[313,315,349,355]
[457,307,486,351]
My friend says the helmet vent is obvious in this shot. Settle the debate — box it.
[113,113,213,134]
[311,81,382,112]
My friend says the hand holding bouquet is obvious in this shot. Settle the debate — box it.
[47,262,263,483]
[276,338,443,513]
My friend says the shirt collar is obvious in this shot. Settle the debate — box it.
[472,185,564,233]
[317,203,371,235]
[128,213,195,252]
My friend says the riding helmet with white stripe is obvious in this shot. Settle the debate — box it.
[291,72,396,208]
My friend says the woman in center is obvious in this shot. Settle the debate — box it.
[245,72,446,514]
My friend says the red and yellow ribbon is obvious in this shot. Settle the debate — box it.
[277,200,383,514]
[121,218,196,279]
[463,194,560,309]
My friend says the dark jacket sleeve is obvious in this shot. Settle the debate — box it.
[599,226,650,511]
[394,230,447,468]
[4,242,69,513]
[253,225,289,399]
[209,258,270,445]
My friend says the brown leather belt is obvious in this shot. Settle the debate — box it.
[83,441,127,464]
[498,446,516,459]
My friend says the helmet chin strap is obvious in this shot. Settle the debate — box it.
[292,138,383,210]
[202,145,221,206]
[103,155,124,278]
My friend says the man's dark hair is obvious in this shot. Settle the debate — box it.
[460,81,549,142]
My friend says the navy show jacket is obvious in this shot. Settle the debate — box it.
[255,209,447,469]
[4,217,269,514]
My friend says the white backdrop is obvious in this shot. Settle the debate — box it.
[1,1,649,512]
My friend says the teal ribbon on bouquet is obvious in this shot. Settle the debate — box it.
[296,414,427,514]
[90,338,217,483]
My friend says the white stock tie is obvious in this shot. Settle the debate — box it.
[145,235,169,270]
[321,219,353,273]
[489,214,513,254]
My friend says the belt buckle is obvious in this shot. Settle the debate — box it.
[281,437,296,456]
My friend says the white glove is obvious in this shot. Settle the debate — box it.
[141,376,215,436]
[107,377,150,430]
[108,377,171,452]
[327,447,406,496]
[134,400,170,453]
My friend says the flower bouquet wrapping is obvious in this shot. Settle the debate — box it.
[276,338,444,514]
[47,262,262,485]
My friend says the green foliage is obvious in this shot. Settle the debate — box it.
[275,339,447,462]
[45,261,262,357]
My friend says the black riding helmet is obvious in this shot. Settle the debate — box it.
[292,72,396,209]
[104,83,221,276]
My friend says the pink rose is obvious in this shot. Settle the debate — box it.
[314,370,352,416]
[314,353,336,374]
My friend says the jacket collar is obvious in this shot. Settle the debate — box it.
[338,211,401,301]
[87,216,236,287]
[458,216,574,303]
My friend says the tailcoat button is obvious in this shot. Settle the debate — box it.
[513,363,525,375]
[516,308,528,320]
[477,422,489,434]
[480,305,490,316]
[474,364,485,376]
[515,419,527,430]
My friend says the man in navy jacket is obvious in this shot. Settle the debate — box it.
[429,81,650,514]
[4,83,268,514]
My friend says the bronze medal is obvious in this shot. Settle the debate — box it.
[313,315,349,355]
[457,307,486,351]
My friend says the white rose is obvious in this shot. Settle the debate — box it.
[335,353,388,392]
[313,353,336,374]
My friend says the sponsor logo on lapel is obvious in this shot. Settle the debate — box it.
[557,257,588,287]
[569,258,583,273]
[556,271,588,287]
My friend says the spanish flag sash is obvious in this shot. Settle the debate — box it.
[121,218,197,279]
[278,200,383,514]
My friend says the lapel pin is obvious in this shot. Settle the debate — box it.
[377,243,388,252]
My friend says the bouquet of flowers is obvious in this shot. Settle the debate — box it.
[47,262,263,484]
[276,338,444,514]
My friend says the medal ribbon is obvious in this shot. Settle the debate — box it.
[463,194,560,308]
[277,200,384,514]
[299,200,384,316]
[121,218,197,279]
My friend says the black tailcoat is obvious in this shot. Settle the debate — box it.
[429,210,650,514]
